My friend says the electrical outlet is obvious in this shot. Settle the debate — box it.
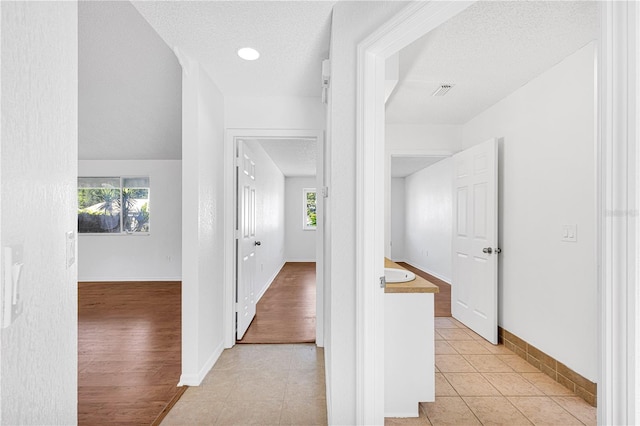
[561,224,577,242]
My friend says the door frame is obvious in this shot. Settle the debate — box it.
[224,128,325,348]
[355,2,475,422]
[357,0,639,423]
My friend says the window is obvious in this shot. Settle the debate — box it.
[78,177,150,234]
[303,188,317,230]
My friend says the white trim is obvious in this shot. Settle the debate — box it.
[78,277,181,282]
[224,128,325,349]
[598,2,639,423]
[178,340,224,386]
[255,260,286,303]
[285,259,317,263]
[356,2,474,423]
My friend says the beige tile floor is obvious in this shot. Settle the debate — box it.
[161,344,327,425]
[163,318,596,426]
[387,317,597,425]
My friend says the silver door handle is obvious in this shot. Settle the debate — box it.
[482,247,492,254]
[495,248,502,254]
[254,241,261,246]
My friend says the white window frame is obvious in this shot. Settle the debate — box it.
[302,188,317,231]
[77,176,151,236]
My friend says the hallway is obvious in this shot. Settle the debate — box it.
[238,262,316,344]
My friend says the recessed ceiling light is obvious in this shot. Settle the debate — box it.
[238,47,260,61]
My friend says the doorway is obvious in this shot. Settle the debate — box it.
[224,129,325,348]
[355,0,631,422]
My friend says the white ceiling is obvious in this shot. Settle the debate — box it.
[133,1,335,97]
[254,139,317,177]
[390,156,446,178]
[385,1,598,125]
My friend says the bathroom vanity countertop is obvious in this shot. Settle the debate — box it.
[384,259,439,294]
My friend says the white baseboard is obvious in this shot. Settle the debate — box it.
[78,276,181,282]
[256,260,286,303]
[178,340,224,386]
[403,260,451,284]
[285,259,317,263]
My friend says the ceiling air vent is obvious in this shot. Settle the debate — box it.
[432,84,454,97]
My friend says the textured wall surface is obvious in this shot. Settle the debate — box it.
[181,59,226,385]
[78,160,182,281]
[462,43,597,380]
[1,2,78,423]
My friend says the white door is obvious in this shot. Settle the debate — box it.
[236,141,258,340]
[452,138,499,344]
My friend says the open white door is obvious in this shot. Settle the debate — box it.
[236,141,258,340]
[452,138,499,344]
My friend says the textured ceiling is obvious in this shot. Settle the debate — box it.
[79,1,182,160]
[133,1,335,97]
[385,1,598,125]
[391,156,445,178]
[255,138,317,177]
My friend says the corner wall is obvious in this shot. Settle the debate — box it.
[78,160,181,281]
[181,59,226,385]
[389,178,405,261]
[1,2,78,423]
[461,42,597,381]
[285,177,317,262]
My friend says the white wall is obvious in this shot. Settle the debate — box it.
[1,2,78,423]
[384,124,460,258]
[78,0,181,160]
[225,96,324,130]
[180,59,226,385]
[404,159,453,283]
[244,140,286,299]
[77,160,181,281]
[389,178,405,261]
[285,177,317,262]
[327,2,408,423]
[461,42,597,381]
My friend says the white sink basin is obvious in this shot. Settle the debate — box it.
[384,267,416,283]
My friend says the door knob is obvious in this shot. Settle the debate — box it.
[254,241,261,246]
[482,247,492,254]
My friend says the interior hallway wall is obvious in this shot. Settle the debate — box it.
[384,124,461,258]
[285,177,317,262]
[389,178,406,261]
[403,158,453,283]
[327,2,409,423]
[1,2,78,423]
[244,140,286,300]
[181,59,226,385]
[461,42,597,381]
[78,160,182,281]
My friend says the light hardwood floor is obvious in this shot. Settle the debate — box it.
[78,281,183,425]
[237,262,316,344]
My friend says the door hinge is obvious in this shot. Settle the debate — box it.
[321,186,329,198]
[235,302,240,312]
[380,276,386,289]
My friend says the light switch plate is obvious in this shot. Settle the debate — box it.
[561,224,577,242]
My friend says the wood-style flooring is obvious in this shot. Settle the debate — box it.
[237,262,316,344]
[396,262,452,317]
[78,281,183,425]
